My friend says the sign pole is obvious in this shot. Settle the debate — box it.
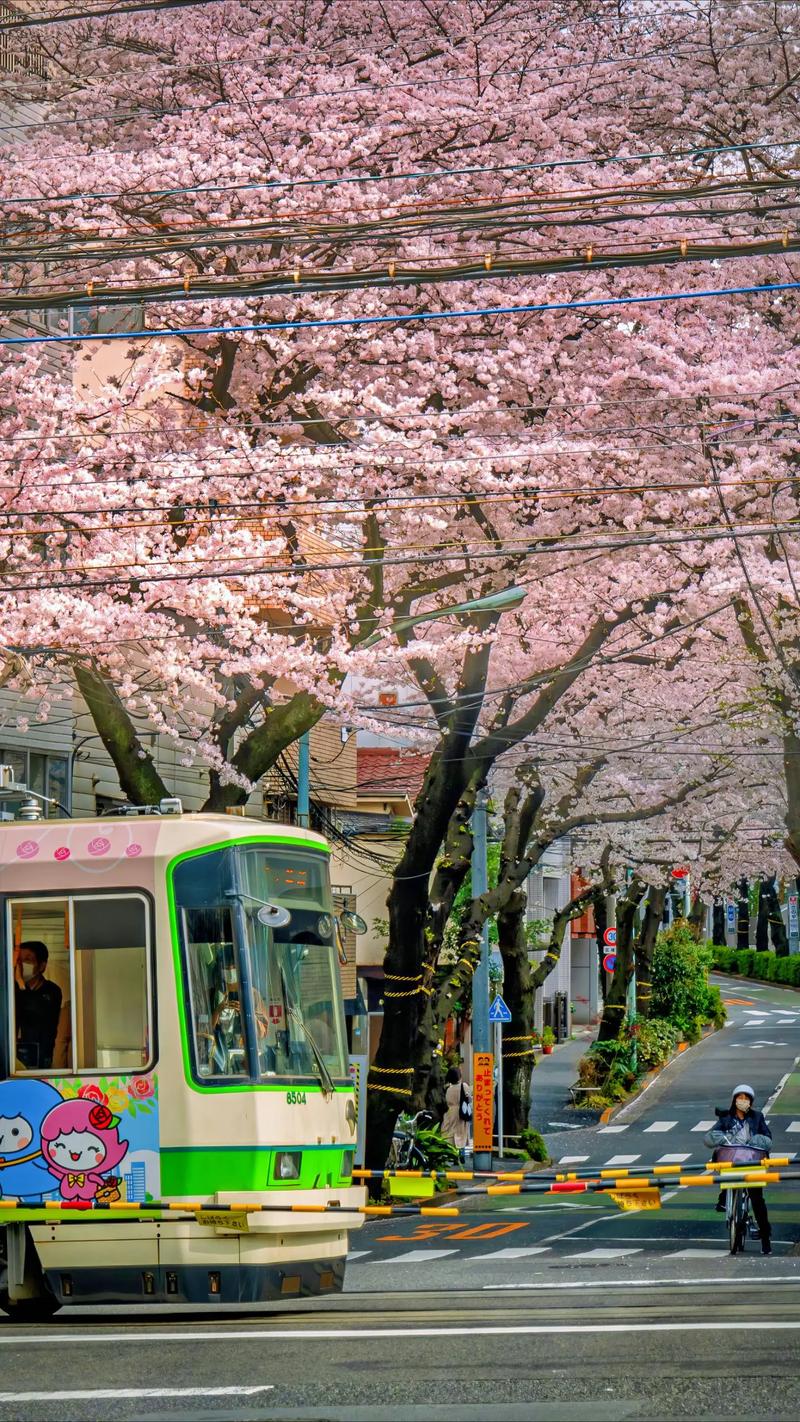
[494,1018,504,1159]
[471,790,492,1170]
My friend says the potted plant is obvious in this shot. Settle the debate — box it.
[541,1026,555,1055]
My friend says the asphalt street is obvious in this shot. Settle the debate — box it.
[0,976,799,1422]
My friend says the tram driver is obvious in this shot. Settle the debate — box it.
[13,940,63,1071]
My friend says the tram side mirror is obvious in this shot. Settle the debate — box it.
[257,903,292,929]
[340,910,368,935]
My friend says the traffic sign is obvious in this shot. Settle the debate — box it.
[488,994,513,1023]
[603,927,617,947]
[603,952,617,973]
[726,901,736,927]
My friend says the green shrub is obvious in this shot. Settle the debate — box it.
[651,924,723,1036]
[713,946,733,972]
[628,1018,680,1071]
[753,951,771,979]
[518,1127,549,1162]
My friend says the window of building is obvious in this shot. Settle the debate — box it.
[6,894,152,1075]
[0,748,70,816]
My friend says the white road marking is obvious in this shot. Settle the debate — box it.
[603,1154,641,1166]
[558,1155,590,1164]
[691,1120,716,1132]
[568,1247,643,1260]
[479,1246,551,1260]
[668,1249,723,1259]
[0,1388,274,1403]
[786,1122,800,1133]
[657,1153,692,1163]
[598,1124,629,1134]
[6,1322,800,1344]
[380,1249,457,1264]
[346,1251,371,1261]
[484,1274,800,1293]
[644,1121,679,1133]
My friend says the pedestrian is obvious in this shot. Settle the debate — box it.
[441,1064,472,1162]
[14,941,63,1070]
[704,1083,772,1255]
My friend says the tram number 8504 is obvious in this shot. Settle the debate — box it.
[286,1090,308,1104]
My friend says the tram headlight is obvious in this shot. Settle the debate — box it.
[275,1151,302,1181]
[316,913,333,939]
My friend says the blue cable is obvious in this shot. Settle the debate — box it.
[3,278,800,347]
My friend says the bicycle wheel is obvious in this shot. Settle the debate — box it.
[729,1190,748,1254]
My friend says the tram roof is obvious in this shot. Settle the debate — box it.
[0,813,330,888]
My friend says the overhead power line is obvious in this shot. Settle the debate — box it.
[7,232,800,314]
[4,276,800,348]
[0,0,227,30]
[2,135,797,209]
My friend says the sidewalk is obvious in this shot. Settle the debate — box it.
[527,1027,596,1134]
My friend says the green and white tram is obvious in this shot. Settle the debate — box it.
[0,791,364,1319]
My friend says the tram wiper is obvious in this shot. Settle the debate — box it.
[280,967,335,1098]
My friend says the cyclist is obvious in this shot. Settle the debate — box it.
[705,1084,772,1255]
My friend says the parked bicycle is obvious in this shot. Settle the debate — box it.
[388,1110,438,1169]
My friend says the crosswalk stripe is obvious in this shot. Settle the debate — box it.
[643,1121,679,1133]
[785,1121,800,1133]
[380,1249,458,1264]
[345,1251,371,1262]
[598,1124,629,1134]
[603,1154,641,1166]
[657,1153,691,1164]
[569,1247,642,1260]
[479,1247,551,1260]
[668,1249,723,1258]
[558,1155,590,1164]
[691,1120,716,1132]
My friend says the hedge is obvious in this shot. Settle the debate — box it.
[711,944,800,986]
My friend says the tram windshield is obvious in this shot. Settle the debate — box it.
[172,843,348,1085]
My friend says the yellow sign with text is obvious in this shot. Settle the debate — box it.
[473,1051,494,1152]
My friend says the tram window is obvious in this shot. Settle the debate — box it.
[7,894,152,1075]
[73,898,149,1071]
[182,908,249,1079]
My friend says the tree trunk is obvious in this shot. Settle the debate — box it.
[712,899,726,947]
[737,877,750,950]
[597,883,644,1042]
[203,691,323,811]
[765,877,789,956]
[497,885,536,1138]
[688,893,706,937]
[756,880,770,953]
[636,887,665,1019]
[73,662,169,805]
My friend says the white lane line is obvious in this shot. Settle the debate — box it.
[0,1388,274,1403]
[479,1246,552,1260]
[691,1120,716,1132]
[603,1154,641,1166]
[558,1155,590,1164]
[786,1122,800,1133]
[568,1247,643,1260]
[643,1121,679,1133]
[484,1275,800,1293]
[598,1124,629,1134]
[668,1249,724,1259]
[657,1153,692,1163]
[346,1251,371,1261]
[379,1249,457,1264]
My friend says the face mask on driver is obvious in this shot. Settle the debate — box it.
[20,961,36,982]
[224,966,237,988]
[735,1095,752,1112]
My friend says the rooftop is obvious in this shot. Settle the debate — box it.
[356,747,429,800]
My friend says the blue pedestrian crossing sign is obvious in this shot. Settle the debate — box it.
[488,995,512,1023]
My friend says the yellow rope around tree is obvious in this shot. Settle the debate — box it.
[368,1065,414,1075]
[365,1081,414,1096]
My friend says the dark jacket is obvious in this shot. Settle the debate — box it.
[704,1107,772,1155]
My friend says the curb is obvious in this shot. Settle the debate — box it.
[597,1024,718,1126]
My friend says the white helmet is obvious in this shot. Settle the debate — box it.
[732,1084,755,1102]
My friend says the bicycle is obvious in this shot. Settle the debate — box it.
[726,1182,756,1254]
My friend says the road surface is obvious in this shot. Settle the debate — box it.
[0,975,798,1421]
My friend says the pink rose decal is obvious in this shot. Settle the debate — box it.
[78,1083,108,1105]
[125,843,142,858]
[87,836,111,857]
[128,1077,154,1100]
[54,846,70,861]
[16,840,39,860]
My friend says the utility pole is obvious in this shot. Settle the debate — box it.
[297,732,310,827]
[471,789,492,1171]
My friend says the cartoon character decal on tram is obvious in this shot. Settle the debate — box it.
[0,1076,159,1205]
